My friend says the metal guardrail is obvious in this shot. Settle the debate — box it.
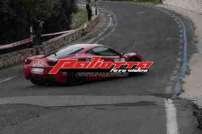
[0,0,97,55]
[41,30,74,37]
[0,30,74,54]
[0,38,33,54]
[0,38,32,50]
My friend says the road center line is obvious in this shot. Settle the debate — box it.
[0,76,16,84]
[165,99,179,134]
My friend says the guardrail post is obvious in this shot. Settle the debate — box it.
[30,26,34,41]
[86,0,92,21]
[33,20,44,46]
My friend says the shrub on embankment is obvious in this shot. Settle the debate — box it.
[0,0,77,45]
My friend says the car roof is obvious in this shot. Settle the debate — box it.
[55,44,104,54]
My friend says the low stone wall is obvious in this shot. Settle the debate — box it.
[163,0,202,14]
[0,16,100,69]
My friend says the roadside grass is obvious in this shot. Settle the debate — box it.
[71,8,88,29]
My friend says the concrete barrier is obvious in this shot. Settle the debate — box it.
[163,0,202,14]
[0,16,100,69]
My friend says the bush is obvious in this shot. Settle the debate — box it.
[71,9,88,29]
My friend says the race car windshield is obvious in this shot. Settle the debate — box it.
[54,46,83,58]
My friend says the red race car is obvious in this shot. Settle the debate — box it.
[23,44,143,85]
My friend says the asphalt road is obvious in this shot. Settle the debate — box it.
[0,1,199,134]
[0,2,187,97]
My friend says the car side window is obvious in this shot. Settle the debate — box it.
[55,47,83,58]
[88,47,120,56]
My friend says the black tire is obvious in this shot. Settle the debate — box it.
[128,57,142,62]
[30,78,45,86]
[128,57,143,77]
[66,72,85,85]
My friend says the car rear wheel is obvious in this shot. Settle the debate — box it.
[128,57,143,76]
[66,72,85,85]
[30,78,45,86]
[128,57,142,62]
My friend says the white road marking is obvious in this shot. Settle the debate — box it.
[165,99,179,134]
[87,8,118,44]
[0,76,16,84]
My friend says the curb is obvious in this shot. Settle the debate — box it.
[159,4,202,130]
[155,5,189,97]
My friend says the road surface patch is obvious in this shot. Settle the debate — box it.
[0,95,163,107]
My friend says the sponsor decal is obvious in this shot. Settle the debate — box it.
[49,57,153,75]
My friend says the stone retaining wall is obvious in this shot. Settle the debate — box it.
[163,0,202,14]
[0,16,100,69]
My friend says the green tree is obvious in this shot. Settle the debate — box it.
[20,0,56,45]
[0,0,77,45]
